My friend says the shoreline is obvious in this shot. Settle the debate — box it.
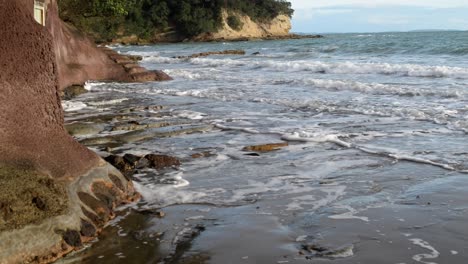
[106,33,324,46]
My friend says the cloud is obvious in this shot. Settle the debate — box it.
[367,15,411,25]
[294,8,355,20]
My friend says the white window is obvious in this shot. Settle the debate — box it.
[34,1,46,26]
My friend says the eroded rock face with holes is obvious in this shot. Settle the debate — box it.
[0,1,139,263]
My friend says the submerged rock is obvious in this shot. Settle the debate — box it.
[104,153,181,174]
[61,85,88,100]
[175,49,246,59]
[301,243,354,259]
[65,122,106,136]
[145,154,181,169]
[242,142,289,152]
[191,151,215,159]
[104,155,134,173]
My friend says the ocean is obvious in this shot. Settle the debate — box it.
[62,31,468,263]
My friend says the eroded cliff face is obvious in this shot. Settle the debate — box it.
[0,0,98,179]
[198,10,292,41]
[0,1,138,263]
[45,0,130,89]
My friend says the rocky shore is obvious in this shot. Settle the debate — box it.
[0,1,170,263]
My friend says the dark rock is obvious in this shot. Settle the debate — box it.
[81,206,104,227]
[104,155,133,172]
[108,173,125,191]
[301,243,354,259]
[78,192,111,223]
[145,154,181,169]
[252,52,261,55]
[131,70,173,82]
[126,55,143,61]
[32,196,46,211]
[80,219,96,237]
[175,49,246,59]
[244,153,260,157]
[62,230,82,247]
[123,153,141,167]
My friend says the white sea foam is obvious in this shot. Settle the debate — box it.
[125,50,160,57]
[87,98,129,106]
[62,101,87,112]
[144,56,180,64]
[84,79,467,135]
[174,57,468,79]
[133,181,205,208]
[328,205,369,222]
[214,124,261,134]
[280,131,465,173]
[161,68,466,99]
[410,238,440,264]
[328,245,354,258]
[173,110,206,120]
[281,131,352,148]
[295,235,308,242]
[84,81,108,91]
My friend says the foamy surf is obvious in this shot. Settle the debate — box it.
[62,101,87,112]
[156,56,468,79]
[410,238,440,264]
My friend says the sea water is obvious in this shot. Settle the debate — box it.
[62,31,468,264]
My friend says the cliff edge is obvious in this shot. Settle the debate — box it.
[199,10,292,41]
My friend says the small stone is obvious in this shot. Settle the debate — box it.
[80,219,96,237]
[32,196,46,211]
[155,210,165,218]
[63,230,82,247]
[123,153,141,166]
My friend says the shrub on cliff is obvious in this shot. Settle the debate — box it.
[227,15,243,31]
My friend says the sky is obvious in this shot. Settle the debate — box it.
[289,0,468,33]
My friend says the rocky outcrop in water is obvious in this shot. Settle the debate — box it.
[45,0,171,89]
[0,1,139,263]
[174,49,246,59]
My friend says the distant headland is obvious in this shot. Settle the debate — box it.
[59,0,321,44]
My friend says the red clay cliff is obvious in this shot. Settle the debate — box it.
[0,1,141,263]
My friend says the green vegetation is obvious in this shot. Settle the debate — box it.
[227,15,243,31]
[58,0,294,42]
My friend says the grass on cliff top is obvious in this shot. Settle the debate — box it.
[0,166,68,232]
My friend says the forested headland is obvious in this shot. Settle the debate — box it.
[59,0,294,43]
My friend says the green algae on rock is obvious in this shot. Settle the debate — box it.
[0,166,68,232]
